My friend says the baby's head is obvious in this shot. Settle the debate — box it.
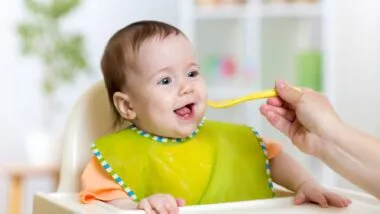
[101,20,207,138]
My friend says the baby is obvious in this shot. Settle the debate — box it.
[80,20,351,214]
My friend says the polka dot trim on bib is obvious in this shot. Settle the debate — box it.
[251,127,276,197]
[91,143,139,202]
[128,118,205,143]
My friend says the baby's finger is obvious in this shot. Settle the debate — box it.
[149,197,170,214]
[176,198,186,207]
[344,198,352,206]
[309,192,329,208]
[260,104,296,121]
[294,191,307,205]
[324,192,350,208]
[151,204,167,214]
[163,195,179,214]
[137,199,153,214]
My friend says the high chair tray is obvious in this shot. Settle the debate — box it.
[33,187,380,214]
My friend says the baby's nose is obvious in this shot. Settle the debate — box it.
[179,82,194,95]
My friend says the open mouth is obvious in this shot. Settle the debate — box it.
[174,103,195,120]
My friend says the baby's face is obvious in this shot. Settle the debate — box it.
[126,35,207,138]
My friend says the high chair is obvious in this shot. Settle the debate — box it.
[33,80,380,214]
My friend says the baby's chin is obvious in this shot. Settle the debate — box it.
[170,123,199,139]
[172,128,195,139]
[155,113,204,139]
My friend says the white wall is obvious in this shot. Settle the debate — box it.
[335,0,380,136]
[333,0,380,191]
[0,1,178,213]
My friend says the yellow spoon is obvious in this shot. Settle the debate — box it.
[207,87,301,108]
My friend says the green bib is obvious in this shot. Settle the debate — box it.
[92,120,274,205]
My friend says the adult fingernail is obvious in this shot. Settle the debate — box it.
[276,80,286,89]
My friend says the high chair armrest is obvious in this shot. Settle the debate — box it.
[31,186,293,214]
[33,187,380,214]
[33,192,113,214]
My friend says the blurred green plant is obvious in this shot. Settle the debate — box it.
[16,0,90,96]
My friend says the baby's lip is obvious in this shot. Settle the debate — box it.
[174,102,195,111]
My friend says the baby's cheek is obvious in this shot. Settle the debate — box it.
[149,105,173,120]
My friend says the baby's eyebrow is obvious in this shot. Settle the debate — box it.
[188,62,200,69]
[157,66,170,72]
[148,62,200,80]
[147,66,171,81]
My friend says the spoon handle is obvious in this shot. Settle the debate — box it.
[244,89,277,101]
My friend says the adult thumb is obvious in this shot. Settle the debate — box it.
[275,80,302,105]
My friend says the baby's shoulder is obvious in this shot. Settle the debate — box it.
[93,128,132,146]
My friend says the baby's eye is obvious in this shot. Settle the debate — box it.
[158,77,172,85]
[188,70,199,78]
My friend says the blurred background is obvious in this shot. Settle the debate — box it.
[1,0,380,213]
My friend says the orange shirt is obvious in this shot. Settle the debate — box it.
[80,140,282,204]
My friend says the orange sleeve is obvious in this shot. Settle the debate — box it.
[79,157,130,203]
[263,139,283,159]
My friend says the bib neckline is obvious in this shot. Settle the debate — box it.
[128,118,205,143]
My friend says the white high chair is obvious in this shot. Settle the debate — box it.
[33,81,380,214]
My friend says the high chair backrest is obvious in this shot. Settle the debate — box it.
[56,81,262,192]
[57,80,118,192]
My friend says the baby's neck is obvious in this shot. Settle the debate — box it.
[128,118,205,143]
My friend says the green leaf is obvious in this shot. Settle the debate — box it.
[42,79,55,95]
[48,0,81,19]
[16,21,45,55]
[24,0,51,16]
[17,0,90,97]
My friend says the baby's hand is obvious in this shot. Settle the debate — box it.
[295,179,352,208]
[137,194,185,214]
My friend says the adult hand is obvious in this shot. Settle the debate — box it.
[261,80,380,200]
[259,80,343,157]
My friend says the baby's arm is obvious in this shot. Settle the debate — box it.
[261,138,313,192]
[80,157,134,208]
[108,199,137,209]
[269,151,351,207]
[80,157,184,213]
[269,151,313,192]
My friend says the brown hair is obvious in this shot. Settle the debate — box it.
[100,20,184,127]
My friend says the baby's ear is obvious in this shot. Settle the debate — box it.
[113,92,136,120]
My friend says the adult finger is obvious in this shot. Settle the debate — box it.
[263,110,292,137]
[275,80,303,106]
[260,104,296,121]
[266,97,284,107]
